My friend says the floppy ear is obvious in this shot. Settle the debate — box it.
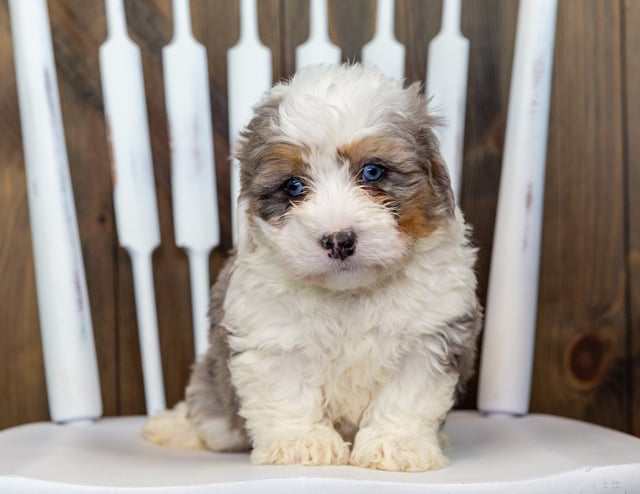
[418,122,456,218]
[406,82,456,217]
[428,148,456,217]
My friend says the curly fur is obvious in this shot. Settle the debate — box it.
[144,64,481,472]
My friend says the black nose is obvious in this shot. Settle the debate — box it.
[320,230,357,260]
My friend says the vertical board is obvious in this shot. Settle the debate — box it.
[281,0,309,76]
[191,0,239,247]
[531,0,629,431]
[624,0,640,436]
[329,0,374,63]
[47,0,118,419]
[114,0,172,415]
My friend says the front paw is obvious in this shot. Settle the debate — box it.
[350,427,449,472]
[251,425,350,466]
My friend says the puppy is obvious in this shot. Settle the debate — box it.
[144,63,481,472]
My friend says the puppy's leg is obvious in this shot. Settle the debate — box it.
[230,350,350,466]
[184,326,251,452]
[143,337,249,452]
[142,401,205,450]
[350,351,457,472]
[144,255,250,452]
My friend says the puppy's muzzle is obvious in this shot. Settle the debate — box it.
[320,230,358,260]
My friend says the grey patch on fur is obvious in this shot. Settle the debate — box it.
[397,84,455,219]
[437,301,484,398]
[337,82,454,224]
[185,255,249,450]
[235,93,300,223]
[252,180,300,222]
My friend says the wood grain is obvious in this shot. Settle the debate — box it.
[329,0,375,63]
[48,0,118,416]
[531,0,629,431]
[624,0,640,436]
[0,0,638,436]
[453,0,518,409]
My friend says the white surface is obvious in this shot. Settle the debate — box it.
[362,0,405,80]
[227,0,272,244]
[100,0,165,414]
[1,412,639,493]
[8,0,102,423]
[478,0,558,416]
[426,0,469,202]
[163,0,218,357]
[129,252,165,415]
[295,0,341,70]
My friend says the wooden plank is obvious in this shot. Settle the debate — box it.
[191,0,238,248]
[624,0,640,437]
[281,0,308,76]
[116,0,186,414]
[462,0,517,409]
[531,0,629,432]
[258,0,283,80]
[329,0,374,63]
[48,0,117,418]
[396,0,441,84]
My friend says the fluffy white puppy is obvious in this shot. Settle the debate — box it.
[144,63,481,472]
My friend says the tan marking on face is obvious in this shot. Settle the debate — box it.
[259,143,307,177]
[339,134,449,240]
[243,142,310,223]
[398,195,445,239]
[338,135,415,173]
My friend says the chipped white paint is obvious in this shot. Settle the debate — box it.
[295,0,341,70]
[362,0,405,80]
[426,0,469,202]
[478,0,558,416]
[8,0,102,424]
[100,0,165,415]
[228,0,272,244]
[163,0,219,357]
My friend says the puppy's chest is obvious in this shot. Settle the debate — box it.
[305,315,415,425]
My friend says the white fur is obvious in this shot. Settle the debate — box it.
[251,158,408,291]
[228,208,476,470]
[147,65,478,472]
[271,64,416,150]
[142,402,205,450]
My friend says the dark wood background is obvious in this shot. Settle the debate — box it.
[1,0,638,437]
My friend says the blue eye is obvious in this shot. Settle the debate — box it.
[361,163,385,182]
[283,177,305,197]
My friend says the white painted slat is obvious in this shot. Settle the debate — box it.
[361,0,405,80]
[163,0,218,358]
[99,0,165,415]
[8,0,102,423]
[426,0,469,202]
[227,0,272,244]
[295,0,341,70]
[478,0,558,416]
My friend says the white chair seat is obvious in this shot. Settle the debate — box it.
[1,410,639,493]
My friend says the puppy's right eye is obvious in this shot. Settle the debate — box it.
[283,177,305,197]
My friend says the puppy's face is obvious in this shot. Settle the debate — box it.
[237,65,454,291]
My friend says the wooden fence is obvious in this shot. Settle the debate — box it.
[0,0,638,436]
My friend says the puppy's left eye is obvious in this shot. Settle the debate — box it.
[283,177,306,197]
[361,163,385,182]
